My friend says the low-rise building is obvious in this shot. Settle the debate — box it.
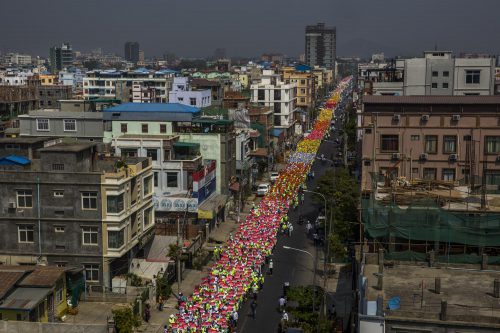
[168,77,211,108]
[38,85,73,109]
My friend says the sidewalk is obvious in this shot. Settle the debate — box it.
[142,195,260,332]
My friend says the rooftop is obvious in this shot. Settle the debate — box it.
[104,103,200,114]
[21,110,103,119]
[0,137,52,145]
[0,271,27,299]
[363,95,500,105]
[38,142,96,153]
[17,266,66,287]
[0,287,51,311]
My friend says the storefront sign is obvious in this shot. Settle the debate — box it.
[153,196,198,212]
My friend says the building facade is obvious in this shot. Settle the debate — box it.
[305,23,336,70]
[168,77,212,108]
[124,42,140,63]
[38,85,72,109]
[49,43,73,73]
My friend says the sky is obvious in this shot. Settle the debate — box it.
[1,0,499,59]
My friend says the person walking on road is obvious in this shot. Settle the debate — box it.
[287,222,293,237]
[231,310,239,329]
[279,295,286,311]
[251,300,257,319]
[269,259,274,275]
[306,220,312,236]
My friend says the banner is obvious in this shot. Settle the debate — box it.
[153,196,198,212]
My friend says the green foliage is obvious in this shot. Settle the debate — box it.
[329,233,347,259]
[112,307,141,333]
[286,286,333,333]
[125,273,143,287]
[168,244,182,260]
[156,276,172,299]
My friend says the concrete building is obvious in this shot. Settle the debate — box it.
[168,77,212,108]
[49,43,73,73]
[357,251,500,333]
[38,85,72,109]
[0,80,39,119]
[282,65,316,111]
[305,23,336,70]
[124,42,140,63]
[360,95,500,193]
[18,111,104,141]
[0,141,154,288]
[250,70,298,138]
[58,69,84,92]
[102,103,236,195]
[83,69,177,103]
[39,74,58,86]
[1,53,32,66]
[0,70,34,86]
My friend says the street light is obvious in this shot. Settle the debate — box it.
[283,246,317,313]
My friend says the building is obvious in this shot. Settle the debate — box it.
[357,251,500,333]
[282,65,316,111]
[168,77,212,108]
[103,103,236,195]
[83,69,177,103]
[38,85,73,109]
[250,70,298,138]
[305,23,336,70]
[39,74,58,86]
[190,78,227,106]
[0,80,39,120]
[18,111,104,141]
[124,42,140,63]
[0,141,154,288]
[360,95,500,193]
[0,70,34,86]
[1,53,32,66]
[49,43,74,73]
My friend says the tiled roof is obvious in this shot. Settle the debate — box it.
[18,267,66,287]
[0,271,26,299]
[363,95,500,105]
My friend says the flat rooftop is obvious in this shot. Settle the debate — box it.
[363,95,500,105]
[38,142,96,153]
[364,263,500,325]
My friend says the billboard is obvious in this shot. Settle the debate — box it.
[192,160,216,204]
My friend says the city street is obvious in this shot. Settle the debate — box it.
[238,120,343,333]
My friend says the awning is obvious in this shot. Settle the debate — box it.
[249,148,268,158]
[173,142,200,148]
[271,128,284,137]
[198,194,228,219]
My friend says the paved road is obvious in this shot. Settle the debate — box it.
[238,125,343,333]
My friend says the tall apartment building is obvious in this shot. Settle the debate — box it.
[49,43,74,73]
[83,69,177,102]
[250,70,298,138]
[305,23,336,70]
[124,42,140,63]
[0,141,155,288]
[360,95,500,193]
[282,65,316,110]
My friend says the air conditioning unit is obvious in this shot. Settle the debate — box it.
[421,115,430,121]
[420,153,428,160]
[8,202,16,209]
[452,114,460,121]
[392,114,401,122]
[392,153,401,160]
[449,154,458,161]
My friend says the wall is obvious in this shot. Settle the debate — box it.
[454,58,495,95]
[404,58,427,95]
[0,321,107,333]
[19,115,104,140]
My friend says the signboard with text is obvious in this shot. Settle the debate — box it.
[153,196,198,212]
[192,160,217,204]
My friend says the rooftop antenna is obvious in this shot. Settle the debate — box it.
[434,43,438,51]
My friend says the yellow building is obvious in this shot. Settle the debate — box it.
[39,73,58,86]
[0,266,68,322]
[282,66,316,110]
[237,73,249,89]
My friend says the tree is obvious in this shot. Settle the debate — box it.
[112,307,140,333]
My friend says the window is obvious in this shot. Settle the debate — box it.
[463,135,472,141]
[274,115,281,126]
[412,168,419,174]
[486,170,500,185]
[300,88,306,94]
[82,226,98,245]
[443,135,457,153]
[121,148,137,158]
[56,286,63,303]
[54,226,65,233]
[485,136,500,154]
[258,89,265,100]
[120,123,127,133]
[274,90,281,100]
[52,163,64,171]
[300,97,305,103]
[143,175,152,196]
[189,98,196,106]
[166,172,178,188]
[63,119,76,132]
[431,83,438,89]
[411,135,420,141]
[146,149,157,161]
[108,229,124,249]
[143,207,152,226]
[55,262,67,267]
[300,79,306,85]
[84,264,99,282]
[16,314,21,321]
[81,192,98,210]
[423,168,437,180]
[18,225,34,243]
[442,82,449,89]
[106,194,124,214]
[380,135,399,152]
[53,190,64,197]
[443,71,449,77]
[17,190,33,208]
[160,124,167,133]
[365,128,372,134]
[432,71,438,77]
[6,143,20,149]
[177,97,184,102]
[424,135,438,154]
[141,124,148,133]
[465,70,480,84]
[154,172,158,187]
[36,119,49,131]
[442,168,456,181]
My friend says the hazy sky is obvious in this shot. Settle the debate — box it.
[1,0,499,58]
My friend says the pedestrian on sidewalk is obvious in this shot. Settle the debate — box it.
[279,295,286,311]
[251,300,257,319]
[252,284,259,300]
[163,324,169,333]
[269,259,274,275]
[306,221,312,236]
[144,304,151,323]
[158,295,164,311]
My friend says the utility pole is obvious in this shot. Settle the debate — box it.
[176,216,182,294]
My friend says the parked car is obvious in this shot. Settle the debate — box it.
[270,172,279,183]
[257,183,270,196]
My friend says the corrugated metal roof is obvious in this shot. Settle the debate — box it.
[0,288,51,311]
[363,95,500,105]
[18,267,66,287]
[104,103,200,114]
[0,155,31,166]
[0,271,26,299]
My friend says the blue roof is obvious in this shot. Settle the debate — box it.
[0,155,31,166]
[271,128,284,137]
[104,103,200,114]
[295,64,312,72]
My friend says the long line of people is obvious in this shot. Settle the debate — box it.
[169,77,353,332]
